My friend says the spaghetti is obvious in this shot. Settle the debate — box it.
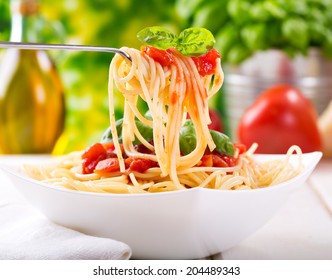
[23,46,304,194]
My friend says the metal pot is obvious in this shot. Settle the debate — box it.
[222,48,332,139]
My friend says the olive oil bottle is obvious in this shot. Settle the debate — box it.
[0,0,65,154]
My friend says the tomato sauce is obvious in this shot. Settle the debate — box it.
[82,143,108,174]
[142,46,174,67]
[82,140,238,175]
[82,142,159,175]
[142,46,220,76]
[191,48,220,76]
[197,152,237,168]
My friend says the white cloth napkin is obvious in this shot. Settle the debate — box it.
[0,160,132,260]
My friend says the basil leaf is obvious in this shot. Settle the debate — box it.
[282,17,308,51]
[102,118,234,157]
[209,130,234,156]
[175,0,206,20]
[101,118,153,145]
[179,120,197,155]
[137,26,177,50]
[179,120,234,156]
[101,118,124,143]
[263,1,286,19]
[191,2,229,35]
[309,22,326,46]
[241,24,268,51]
[177,27,215,56]
[227,0,251,25]
[227,44,252,64]
[250,2,270,22]
[215,24,238,59]
[133,119,153,145]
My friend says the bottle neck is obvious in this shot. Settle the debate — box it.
[9,0,39,42]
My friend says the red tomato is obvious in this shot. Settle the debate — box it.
[192,48,220,76]
[82,143,106,160]
[94,158,120,174]
[208,109,223,132]
[187,108,223,132]
[102,142,115,152]
[211,155,228,167]
[128,158,158,173]
[234,143,247,154]
[237,85,322,154]
[219,155,236,167]
[82,143,107,174]
[142,46,174,67]
[199,154,236,167]
[200,155,213,167]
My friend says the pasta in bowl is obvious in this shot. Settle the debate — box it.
[0,151,322,259]
[0,27,323,259]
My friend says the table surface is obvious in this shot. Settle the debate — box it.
[222,158,332,260]
[1,155,331,260]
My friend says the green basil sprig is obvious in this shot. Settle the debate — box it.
[137,26,177,50]
[137,26,215,57]
[101,118,153,145]
[179,120,234,156]
[102,118,234,157]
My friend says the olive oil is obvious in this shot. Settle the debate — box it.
[0,0,65,153]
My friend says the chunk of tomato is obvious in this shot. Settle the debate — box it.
[94,158,120,174]
[200,155,213,167]
[82,143,107,174]
[128,158,158,173]
[192,48,220,76]
[234,143,247,155]
[211,154,228,167]
[199,154,236,167]
[82,143,106,161]
[102,142,115,152]
[220,155,236,167]
[142,46,174,67]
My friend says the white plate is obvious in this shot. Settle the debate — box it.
[0,152,322,259]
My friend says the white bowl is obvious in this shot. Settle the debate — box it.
[0,152,322,259]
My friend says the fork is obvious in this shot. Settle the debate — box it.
[0,41,132,62]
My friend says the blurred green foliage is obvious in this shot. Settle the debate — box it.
[0,1,10,41]
[1,0,179,153]
[176,0,332,64]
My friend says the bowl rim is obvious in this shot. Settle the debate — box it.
[0,151,322,198]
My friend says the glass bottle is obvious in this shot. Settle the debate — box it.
[0,0,65,154]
